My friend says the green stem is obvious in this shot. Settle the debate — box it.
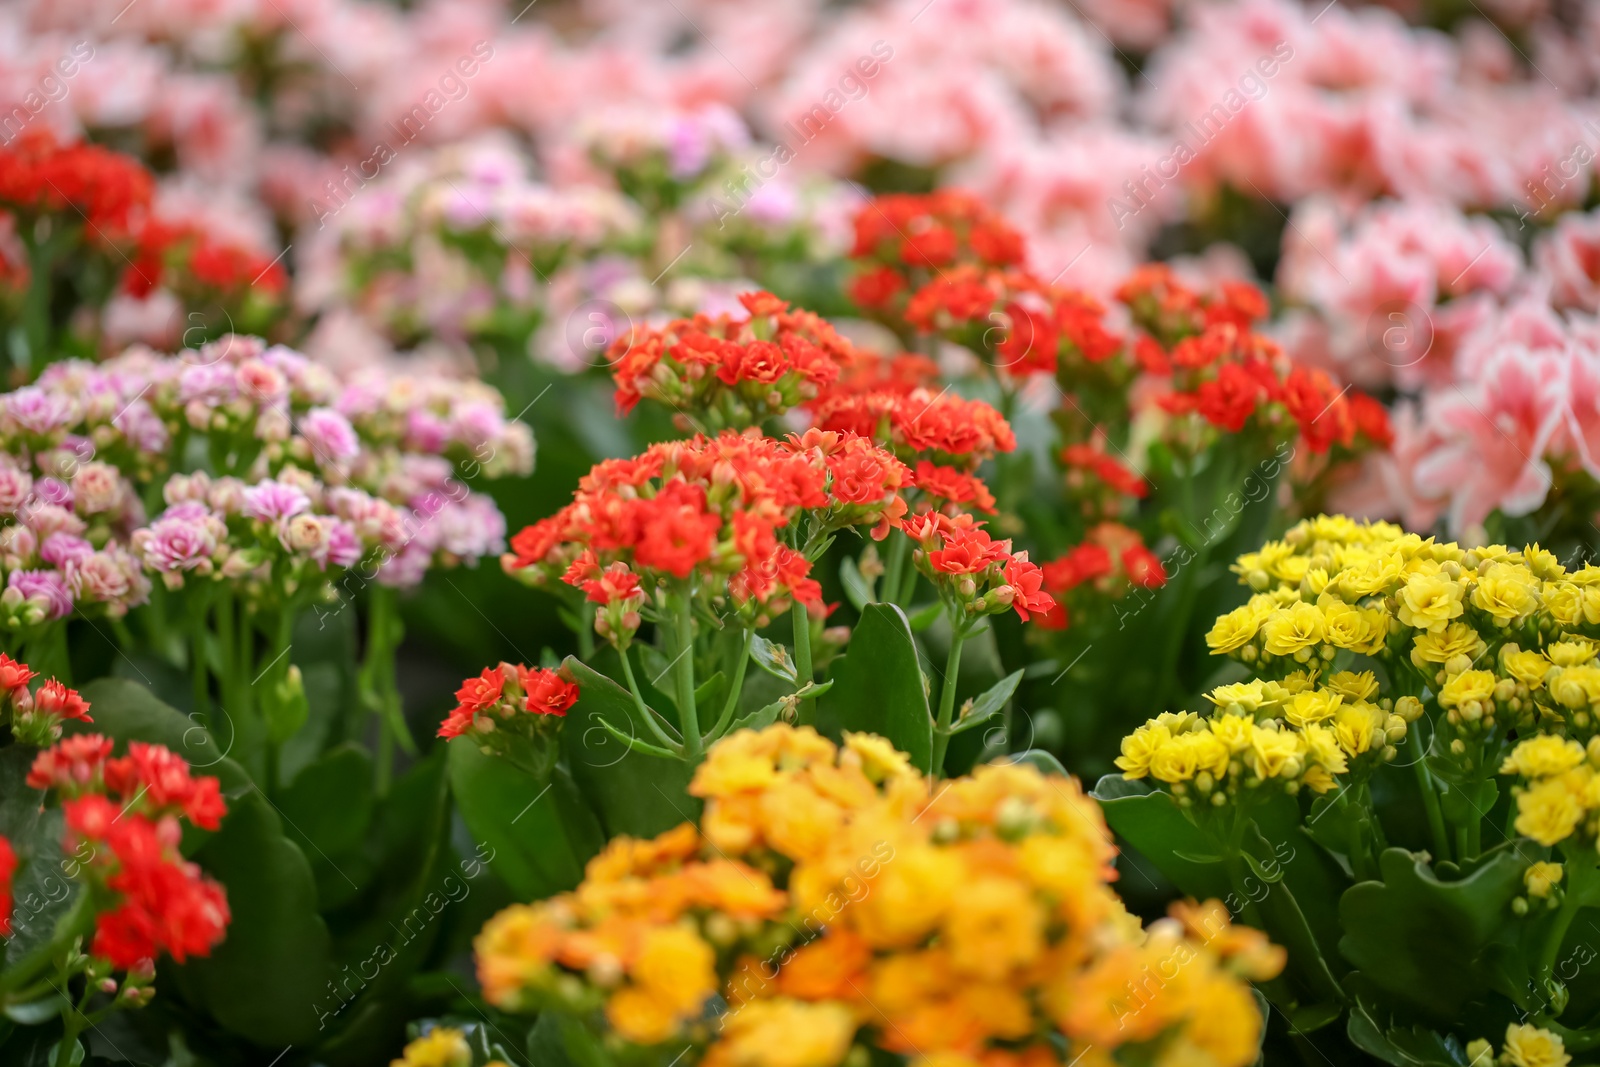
[672,588,702,761]
[363,586,415,792]
[1537,853,1598,985]
[882,535,908,607]
[706,630,751,743]
[1413,758,1451,863]
[793,607,815,725]
[618,646,684,753]
[929,626,968,776]
[897,552,919,605]
[1348,818,1370,883]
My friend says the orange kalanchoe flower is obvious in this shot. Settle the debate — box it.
[477,725,1282,1067]
[505,429,911,635]
[438,663,578,740]
[608,291,858,424]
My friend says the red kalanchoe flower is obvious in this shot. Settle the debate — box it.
[0,128,154,234]
[0,835,13,938]
[103,742,226,831]
[607,291,856,421]
[35,679,92,723]
[27,733,115,792]
[1042,543,1115,592]
[1002,555,1056,623]
[928,526,1009,575]
[517,666,580,717]
[914,461,997,513]
[456,667,506,711]
[1122,544,1168,589]
[440,664,580,738]
[0,653,36,696]
[65,796,230,968]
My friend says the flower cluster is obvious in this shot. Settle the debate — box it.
[390,1026,511,1067]
[1118,669,1416,801]
[0,457,151,630]
[904,511,1055,624]
[477,724,1281,1067]
[505,429,912,634]
[1120,267,1391,456]
[0,654,91,746]
[608,291,857,425]
[1465,1025,1571,1067]
[0,128,152,237]
[27,734,229,969]
[849,191,1026,306]
[1501,734,1600,850]
[437,663,579,741]
[1036,522,1167,630]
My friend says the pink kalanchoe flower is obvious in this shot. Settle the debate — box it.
[241,481,312,524]
[34,478,73,511]
[71,463,127,517]
[71,550,150,615]
[234,358,289,404]
[22,504,86,542]
[0,469,33,516]
[299,407,361,464]
[5,388,77,437]
[324,519,364,569]
[111,399,170,455]
[1536,209,1600,314]
[134,513,220,575]
[40,533,95,569]
[8,570,75,621]
[1411,344,1569,532]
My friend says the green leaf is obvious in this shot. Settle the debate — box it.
[1347,999,1472,1066]
[561,656,701,838]
[748,635,798,685]
[839,555,874,612]
[527,1010,618,1067]
[906,602,942,632]
[2,996,67,1025]
[449,739,604,901]
[1006,749,1068,776]
[70,678,251,795]
[1090,775,1231,901]
[814,604,932,773]
[277,744,374,862]
[948,669,1023,735]
[693,671,726,712]
[1338,847,1525,1021]
[173,788,332,1047]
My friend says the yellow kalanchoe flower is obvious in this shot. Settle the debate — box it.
[1501,736,1586,779]
[1524,862,1564,899]
[1325,670,1379,701]
[1499,1023,1571,1067]
[1260,602,1326,658]
[1396,572,1466,632]
[1206,605,1262,654]
[391,1028,472,1067]
[1471,564,1540,624]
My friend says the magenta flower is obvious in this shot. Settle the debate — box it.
[7,569,74,620]
[300,408,361,464]
[241,481,312,523]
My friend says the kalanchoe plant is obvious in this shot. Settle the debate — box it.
[0,660,230,1065]
[1100,516,1600,1063]
[504,428,909,761]
[438,662,579,779]
[472,723,1284,1067]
